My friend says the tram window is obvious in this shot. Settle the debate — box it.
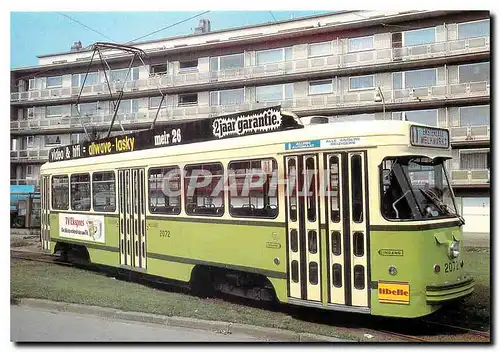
[353,265,365,290]
[331,231,341,255]
[92,172,116,212]
[184,163,224,216]
[309,262,319,285]
[149,166,181,215]
[329,156,341,223]
[228,158,278,218]
[380,157,458,221]
[71,173,91,211]
[305,157,317,222]
[290,229,298,252]
[287,159,297,222]
[332,264,342,288]
[291,260,299,283]
[353,232,365,257]
[52,175,69,210]
[308,230,318,254]
[351,155,364,223]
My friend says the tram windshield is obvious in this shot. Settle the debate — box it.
[381,156,459,221]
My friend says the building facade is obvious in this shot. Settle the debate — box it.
[10,10,490,234]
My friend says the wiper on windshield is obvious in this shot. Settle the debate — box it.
[419,188,464,225]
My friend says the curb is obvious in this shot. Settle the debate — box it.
[12,298,347,342]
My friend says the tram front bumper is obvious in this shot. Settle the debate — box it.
[425,275,474,304]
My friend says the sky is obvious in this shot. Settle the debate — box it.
[10,11,331,69]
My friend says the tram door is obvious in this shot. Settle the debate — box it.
[285,155,322,302]
[118,168,147,269]
[40,175,51,251]
[325,152,369,308]
[285,152,369,308]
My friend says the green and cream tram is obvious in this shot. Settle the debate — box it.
[39,106,473,318]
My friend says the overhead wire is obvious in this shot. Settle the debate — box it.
[269,11,277,22]
[57,12,116,42]
[124,10,211,44]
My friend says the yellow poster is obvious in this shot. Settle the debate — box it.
[378,281,410,305]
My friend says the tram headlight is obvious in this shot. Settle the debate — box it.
[448,240,460,259]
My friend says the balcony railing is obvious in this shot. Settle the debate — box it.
[10,80,491,133]
[450,125,490,143]
[10,178,40,187]
[11,149,49,163]
[450,169,490,186]
[11,36,489,103]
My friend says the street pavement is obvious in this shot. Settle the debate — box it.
[10,306,276,342]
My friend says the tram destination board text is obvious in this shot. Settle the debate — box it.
[49,106,301,162]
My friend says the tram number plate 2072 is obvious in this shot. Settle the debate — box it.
[444,261,459,273]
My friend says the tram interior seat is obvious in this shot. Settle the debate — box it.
[151,205,180,214]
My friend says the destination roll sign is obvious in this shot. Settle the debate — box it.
[49,106,302,162]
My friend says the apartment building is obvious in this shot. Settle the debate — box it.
[10,10,490,234]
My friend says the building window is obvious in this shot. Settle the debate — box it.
[26,107,34,119]
[210,88,245,106]
[228,158,278,218]
[459,62,490,84]
[26,165,34,177]
[184,163,224,216]
[308,42,332,57]
[256,47,292,65]
[256,83,293,102]
[179,60,198,71]
[72,102,98,117]
[403,27,436,46]
[150,64,168,75]
[45,135,62,146]
[52,175,69,210]
[404,109,438,126]
[110,67,139,83]
[393,68,437,89]
[71,173,91,211]
[210,53,244,72]
[92,172,116,212]
[117,99,139,114]
[348,36,374,52]
[149,166,181,215]
[459,105,490,126]
[46,76,63,88]
[149,96,166,110]
[460,150,489,169]
[72,72,98,87]
[26,136,34,148]
[309,80,333,95]
[70,133,80,144]
[46,105,66,117]
[349,75,374,90]
[178,93,198,106]
[458,19,490,40]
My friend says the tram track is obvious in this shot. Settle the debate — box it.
[11,249,491,343]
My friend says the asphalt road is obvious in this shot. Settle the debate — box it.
[10,306,274,342]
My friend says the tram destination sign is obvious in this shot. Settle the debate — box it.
[49,106,301,162]
[410,125,450,149]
